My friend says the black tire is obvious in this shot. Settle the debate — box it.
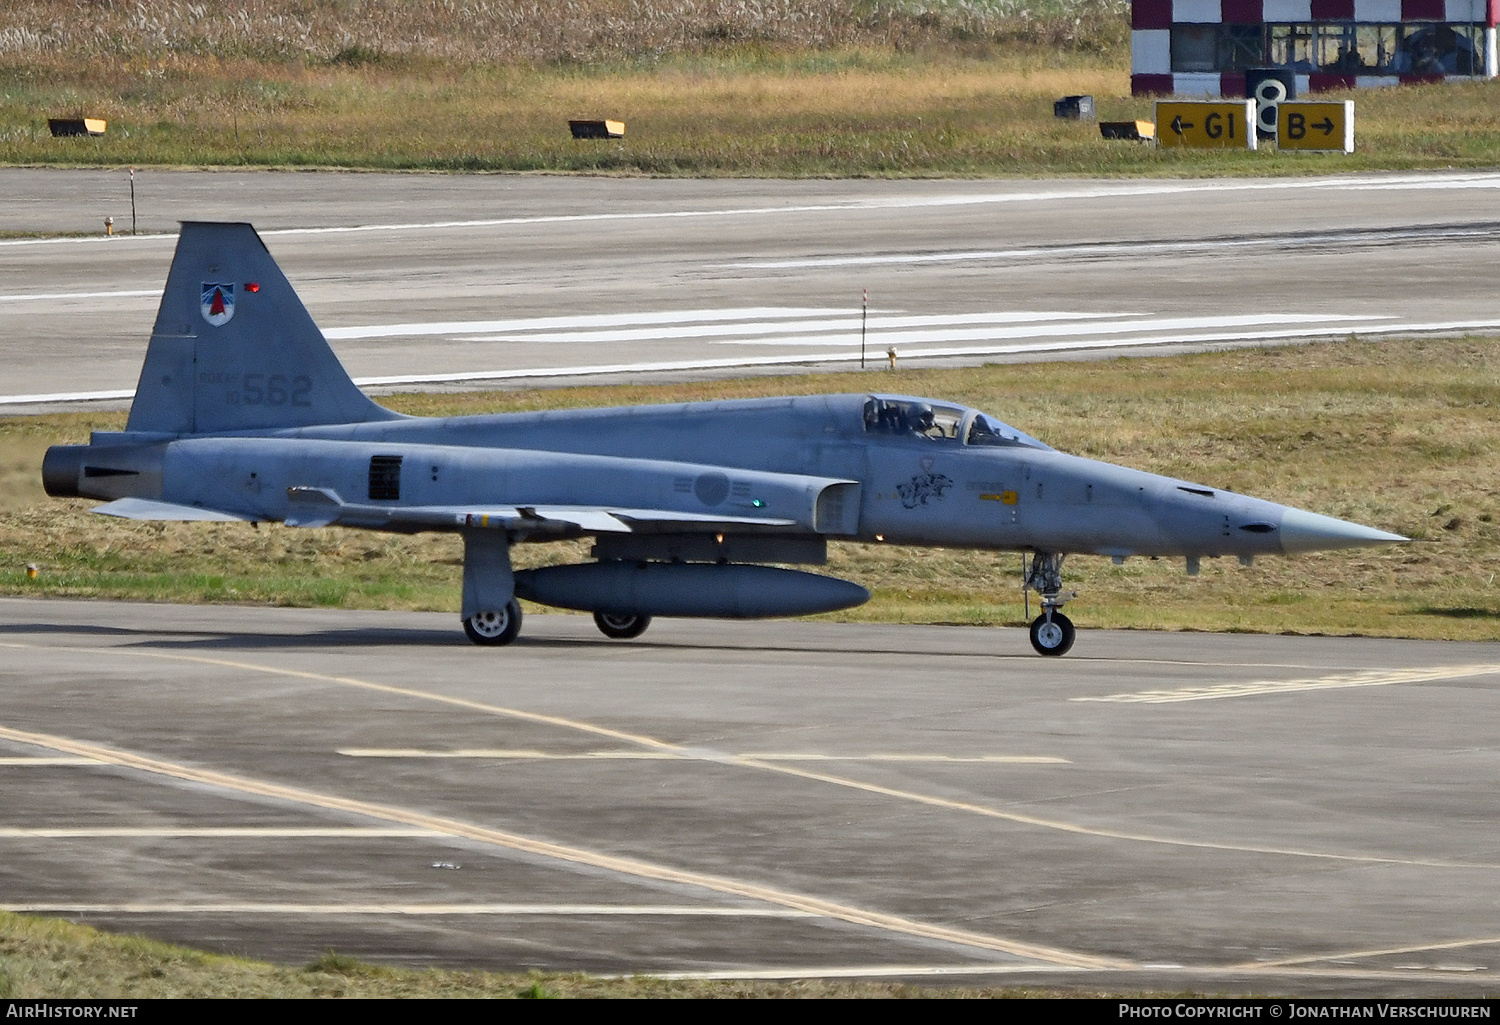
[463,599,523,646]
[593,610,651,639]
[1029,611,1076,657]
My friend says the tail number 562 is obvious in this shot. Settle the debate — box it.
[243,374,312,406]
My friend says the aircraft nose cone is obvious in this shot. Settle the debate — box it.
[1279,508,1408,554]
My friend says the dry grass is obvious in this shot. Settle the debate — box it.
[0,1,1126,65]
[1,909,1118,997]
[3,1,1495,174]
[4,335,1499,641]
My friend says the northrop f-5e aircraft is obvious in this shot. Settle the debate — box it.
[43,223,1407,655]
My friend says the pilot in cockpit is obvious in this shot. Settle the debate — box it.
[911,403,935,435]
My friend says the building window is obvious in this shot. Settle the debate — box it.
[1171,24,1219,71]
[1355,24,1402,71]
[1398,23,1481,74]
[1175,22,1485,76]
[1268,23,1318,69]
[1218,25,1267,70]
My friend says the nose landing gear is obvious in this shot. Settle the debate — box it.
[1025,552,1077,657]
[1029,608,1075,656]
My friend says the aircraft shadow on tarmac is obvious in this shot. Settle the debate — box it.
[0,621,460,649]
[0,618,1056,661]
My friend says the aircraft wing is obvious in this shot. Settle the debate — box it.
[283,487,799,533]
[607,509,800,530]
[90,497,252,522]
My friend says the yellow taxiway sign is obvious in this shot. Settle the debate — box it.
[1155,100,1257,151]
[1277,101,1354,154]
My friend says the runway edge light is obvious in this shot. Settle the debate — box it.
[569,120,624,140]
[1100,120,1155,141]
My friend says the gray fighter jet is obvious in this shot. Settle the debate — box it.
[43,223,1406,655]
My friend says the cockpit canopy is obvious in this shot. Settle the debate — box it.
[861,396,1051,450]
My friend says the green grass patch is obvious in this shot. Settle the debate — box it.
[0,1,1495,175]
[5,335,1499,641]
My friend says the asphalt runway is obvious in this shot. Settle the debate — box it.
[3,169,1500,409]
[3,596,1500,995]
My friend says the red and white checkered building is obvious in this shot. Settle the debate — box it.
[1132,0,1498,94]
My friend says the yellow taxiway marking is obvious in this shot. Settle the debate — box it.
[741,753,1068,764]
[1074,664,1500,704]
[0,757,101,765]
[1,641,1484,870]
[642,964,1500,984]
[0,827,441,838]
[0,643,680,756]
[725,756,1495,869]
[338,748,680,760]
[338,748,1068,764]
[1235,935,1500,971]
[0,721,1126,971]
[0,902,816,917]
[612,964,1086,980]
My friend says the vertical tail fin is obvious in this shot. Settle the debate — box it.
[126,222,402,434]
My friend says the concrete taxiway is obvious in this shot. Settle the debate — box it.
[3,169,1500,410]
[2,596,1498,994]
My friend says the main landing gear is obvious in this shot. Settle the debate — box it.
[1025,552,1076,657]
[593,611,652,639]
[463,598,523,646]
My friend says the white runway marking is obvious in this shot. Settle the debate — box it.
[0,289,159,303]
[327,308,1361,346]
[0,389,135,406]
[464,310,1119,345]
[337,749,1068,764]
[0,233,174,249]
[320,307,840,341]
[8,313,1500,406]
[0,827,442,838]
[703,313,1383,348]
[0,902,816,918]
[4,305,1422,406]
[3,172,1498,248]
[333,309,1398,369]
[727,224,1500,270]
[1074,664,1500,704]
[346,315,1500,389]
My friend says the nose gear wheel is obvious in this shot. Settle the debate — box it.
[1029,611,1075,656]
